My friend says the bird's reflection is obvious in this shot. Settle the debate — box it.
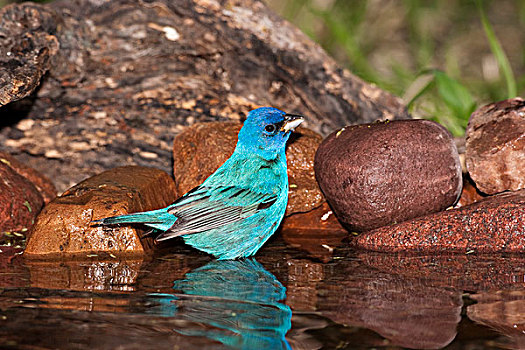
[148,258,292,350]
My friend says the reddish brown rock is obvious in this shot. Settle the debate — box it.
[465,98,525,194]
[0,161,44,233]
[454,175,485,208]
[173,121,324,215]
[281,202,348,262]
[26,258,144,292]
[358,252,525,291]
[317,260,462,350]
[0,151,56,233]
[25,166,178,258]
[315,119,462,232]
[356,189,525,253]
[0,152,56,203]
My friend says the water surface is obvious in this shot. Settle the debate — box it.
[0,233,524,349]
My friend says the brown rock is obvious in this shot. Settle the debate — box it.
[172,121,240,194]
[454,175,485,208]
[465,98,525,194]
[356,189,525,253]
[315,119,462,232]
[25,166,178,257]
[26,258,144,292]
[0,152,56,203]
[172,121,324,215]
[286,129,325,214]
[359,252,525,291]
[0,151,56,234]
[0,161,44,233]
[281,202,348,262]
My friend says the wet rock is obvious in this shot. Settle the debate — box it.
[466,98,525,194]
[468,290,525,349]
[285,259,325,311]
[317,260,463,350]
[0,152,56,203]
[26,258,144,292]
[454,175,485,208]
[315,119,462,232]
[0,151,56,234]
[356,189,525,253]
[359,252,525,291]
[0,160,44,233]
[281,203,348,262]
[25,166,178,258]
[172,121,324,215]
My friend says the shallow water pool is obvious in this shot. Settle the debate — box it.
[0,233,524,349]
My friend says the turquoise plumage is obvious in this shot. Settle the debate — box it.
[95,107,303,260]
[147,259,292,349]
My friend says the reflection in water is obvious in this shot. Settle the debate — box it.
[312,261,463,349]
[3,241,525,349]
[148,258,292,350]
[27,259,143,292]
[468,290,525,349]
[358,252,525,291]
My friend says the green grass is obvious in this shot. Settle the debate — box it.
[269,0,524,136]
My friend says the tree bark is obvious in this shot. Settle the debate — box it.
[0,0,409,192]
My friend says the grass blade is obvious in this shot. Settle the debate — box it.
[477,0,517,98]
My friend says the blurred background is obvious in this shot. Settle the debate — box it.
[266,0,525,135]
[2,0,524,135]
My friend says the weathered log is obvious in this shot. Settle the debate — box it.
[0,0,408,192]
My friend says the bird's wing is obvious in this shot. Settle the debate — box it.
[155,185,279,240]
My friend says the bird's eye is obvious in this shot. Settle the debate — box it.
[265,124,276,133]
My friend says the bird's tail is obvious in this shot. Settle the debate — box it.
[93,208,177,232]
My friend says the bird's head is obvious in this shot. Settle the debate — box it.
[237,107,304,160]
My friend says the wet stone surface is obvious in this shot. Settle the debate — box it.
[0,155,45,234]
[25,166,178,258]
[173,121,325,216]
[280,202,348,262]
[0,152,56,204]
[466,98,525,195]
[468,290,525,349]
[315,119,463,232]
[1,237,525,349]
[356,189,525,253]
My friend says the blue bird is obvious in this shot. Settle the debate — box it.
[95,107,304,260]
[147,259,292,350]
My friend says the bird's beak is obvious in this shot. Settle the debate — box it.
[281,113,304,133]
